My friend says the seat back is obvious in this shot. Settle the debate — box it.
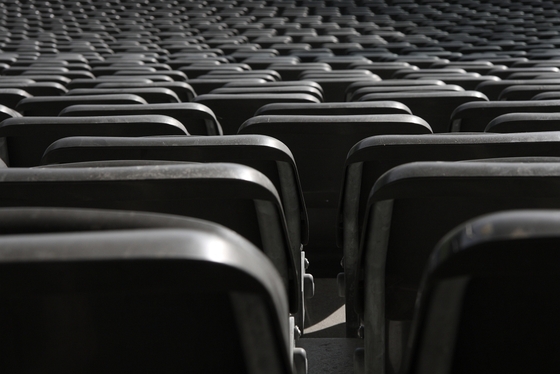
[59,103,222,135]
[340,131,560,337]
[485,113,560,133]
[451,100,560,132]
[65,87,181,103]
[0,224,292,374]
[0,115,188,166]
[15,94,148,116]
[0,163,299,314]
[358,91,488,133]
[255,101,411,116]
[41,134,309,253]
[195,93,320,134]
[405,210,560,374]
[360,161,560,374]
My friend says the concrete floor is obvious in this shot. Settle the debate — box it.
[298,278,363,374]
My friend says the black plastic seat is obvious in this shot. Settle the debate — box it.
[404,210,560,374]
[66,77,156,90]
[185,78,267,95]
[17,75,70,86]
[178,64,246,79]
[209,86,324,102]
[0,89,32,109]
[222,80,323,95]
[0,115,188,167]
[59,103,222,135]
[23,69,96,80]
[392,68,469,79]
[267,62,331,81]
[4,66,85,76]
[0,82,68,96]
[345,62,415,80]
[65,88,181,104]
[339,131,560,338]
[0,103,22,121]
[419,74,501,91]
[41,134,307,257]
[113,70,188,81]
[429,61,503,75]
[96,74,175,83]
[95,81,196,102]
[345,79,446,102]
[476,79,560,101]
[203,69,282,81]
[532,91,560,100]
[357,161,560,374]
[40,132,314,324]
[488,66,560,79]
[239,114,432,274]
[302,76,381,102]
[450,100,560,132]
[0,163,300,320]
[255,101,411,116]
[485,113,560,133]
[498,85,560,101]
[0,206,260,235]
[316,57,370,70]
[348,84,464,102]
[358,91,488,133]
[0,217,294,373]
[196,73,278,84]
[15,94,148,116]
[195,93,320,134]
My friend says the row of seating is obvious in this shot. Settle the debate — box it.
[1,0,560,373]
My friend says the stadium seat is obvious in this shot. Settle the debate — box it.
[356,161,560,374]
[0,115,188,167]
[358,91,488,133]
[0,163,302,328]
[95,82,197,102]
[59,103,222,135]
[339,131,560,337]
[485,113,560,133]
[195,93,321,134]
[255,101,412,116]
[0,215,297,373]
[65,87,181,104]
[451,100,560,132]
[40,134,315,326]
[403,210,560,374]
[15,94,148,116]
